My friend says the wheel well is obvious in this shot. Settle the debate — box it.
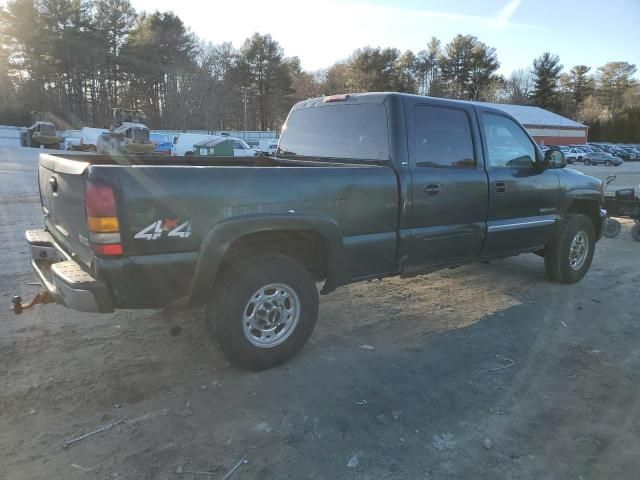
[567,200,601,238]
[220,230,329,282]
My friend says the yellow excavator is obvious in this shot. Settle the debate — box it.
[96,108,154,155]
[20,112,59,149]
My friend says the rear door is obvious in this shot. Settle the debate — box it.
[405,100,489,269]
[478,111,560,256]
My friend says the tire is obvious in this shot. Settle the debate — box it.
[544,214,596,284]
[604,218,622,238]
[631,224,640,242]
[109,139,121,155]
[206,255,319,370]
[584,159,591,165]
[605,160,612,167]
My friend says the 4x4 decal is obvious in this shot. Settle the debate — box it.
[134,218,192,240]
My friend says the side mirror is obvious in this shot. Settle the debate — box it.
[544,149,567,169]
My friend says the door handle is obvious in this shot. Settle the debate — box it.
[493,181,506,193]
[49,176,58,194]
[423,184,441,196]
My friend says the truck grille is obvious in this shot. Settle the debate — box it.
[40,124,55,136]
[133,128,149,143]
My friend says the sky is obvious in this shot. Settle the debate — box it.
[2,0,638,75]
[124,0,639,76]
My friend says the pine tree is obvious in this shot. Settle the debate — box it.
[530,52,562,111]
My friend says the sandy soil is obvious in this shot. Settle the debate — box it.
[1,146,639,480]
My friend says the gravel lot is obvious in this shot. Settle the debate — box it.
[1,146,640,480]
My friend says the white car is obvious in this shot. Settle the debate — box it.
[566,147,588,163]
[171,133,219,156]
[227,137,260,157]
[259,138,279,156]
[172,134,259,157]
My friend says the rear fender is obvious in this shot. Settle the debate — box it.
[189,213,345,304]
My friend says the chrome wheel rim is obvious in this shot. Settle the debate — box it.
[242,283,300,348]
[569,230,589,270]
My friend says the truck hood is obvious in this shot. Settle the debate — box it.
[560,167,604,198]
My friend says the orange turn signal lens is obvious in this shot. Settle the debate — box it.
[87,216,119,232]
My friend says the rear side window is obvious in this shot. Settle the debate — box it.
[277,104,389,162]
[413,106,475,168]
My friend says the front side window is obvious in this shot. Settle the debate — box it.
[482,113,536,169]
[412,105,475,168]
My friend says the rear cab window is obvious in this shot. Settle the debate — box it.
[277,103,390,162]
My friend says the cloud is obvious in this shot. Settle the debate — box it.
[495,0,523,28]
[344,0,535,30]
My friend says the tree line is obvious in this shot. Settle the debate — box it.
[1,0,639,140]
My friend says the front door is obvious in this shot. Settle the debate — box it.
[406,102,489,270]
[479,112,560,256]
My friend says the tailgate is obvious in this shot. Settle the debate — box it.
[39,154,93,267]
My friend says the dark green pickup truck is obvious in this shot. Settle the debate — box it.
[19,93,606,370]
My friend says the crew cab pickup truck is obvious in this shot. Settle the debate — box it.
[18,93,606,370]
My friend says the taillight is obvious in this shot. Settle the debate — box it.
[85,181,123,256]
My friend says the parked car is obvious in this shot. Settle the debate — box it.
[16,92,606,370]
[226,137,261,157]
[153,141,172,155]
[172,133,260,157]
[610,148,635,161]
[259,138,279,156]
[566,147,588,163]
[619,146,639,160]
[583,151,624,166]
[172,133,220,156]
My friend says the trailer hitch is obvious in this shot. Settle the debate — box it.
[12,292,55,314]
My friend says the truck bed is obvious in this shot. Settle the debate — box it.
[38,153,399,308]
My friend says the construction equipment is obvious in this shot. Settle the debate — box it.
[20,112,59,149]
[603,175,640,241]
[96,108,154,155]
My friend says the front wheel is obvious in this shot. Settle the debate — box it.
[545,214,596,284]
[206,255,319,370]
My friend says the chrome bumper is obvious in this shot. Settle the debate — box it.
[26,229,114,313]
[598,208,607,240]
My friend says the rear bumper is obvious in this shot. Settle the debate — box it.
[26,230,114,313]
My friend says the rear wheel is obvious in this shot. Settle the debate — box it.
[604,218,622,238]
[206,255,319,370]
[545,214,596,284]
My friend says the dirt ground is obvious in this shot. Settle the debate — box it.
[1,146,640,480]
